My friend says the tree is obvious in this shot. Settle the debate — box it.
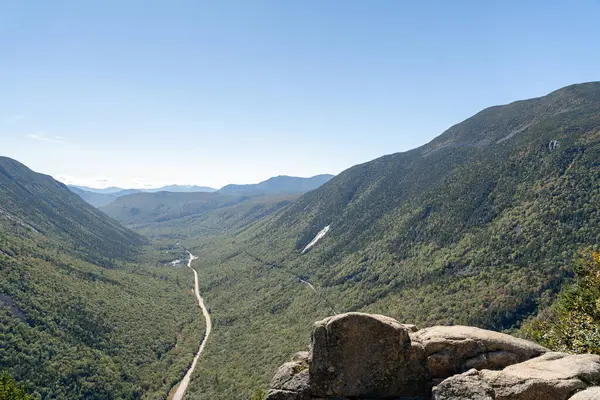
[0,371,33,400]
[522,250,600,354]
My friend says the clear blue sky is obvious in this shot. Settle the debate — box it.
[2,1,599,189]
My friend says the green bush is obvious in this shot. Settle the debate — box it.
[0,371,33,400]
[522,250,600,354]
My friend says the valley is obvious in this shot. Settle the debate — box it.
[2,82,600,399]
[5,1,600,398]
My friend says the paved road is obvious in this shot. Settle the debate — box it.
[172,251,212,400]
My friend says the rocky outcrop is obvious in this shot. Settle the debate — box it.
[413,325,548,383]
[265,313,600,400]
[432,352,600,400]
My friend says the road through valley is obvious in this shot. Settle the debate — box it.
[172,251,212,400]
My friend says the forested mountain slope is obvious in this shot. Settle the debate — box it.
[240,82,600,328]
[0,158,203,399]
[164,82,600,399]
[101,191,256,227]
[100,190,300,233]
[0,157,146,264]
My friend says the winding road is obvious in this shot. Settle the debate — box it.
[172,250,212,400]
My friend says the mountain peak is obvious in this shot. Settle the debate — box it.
[219,174,334,195]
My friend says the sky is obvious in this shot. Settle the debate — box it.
[2,1,600,189]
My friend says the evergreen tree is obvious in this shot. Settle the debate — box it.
[0,371,33,400]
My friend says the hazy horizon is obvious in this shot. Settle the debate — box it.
[3,1,599,188]
[61,172,335,190]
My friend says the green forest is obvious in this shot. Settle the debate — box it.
[523,250,600,354]
[0,158,204,399]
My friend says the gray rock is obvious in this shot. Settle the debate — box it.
[264,388,309,400]
[431,369,495,400]
[402,324,419,333]
[270,361,309,392]
[309,312,427,398]
[270,353,310,396]
[291,351,310,362]
[569,387,600,399]
[433,352,600,400]
[412,325,548,379]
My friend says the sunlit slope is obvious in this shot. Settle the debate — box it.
[0,157,146,262]
[244,82,600,329]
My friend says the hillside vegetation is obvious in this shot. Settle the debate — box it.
[0,158,204,399]
[523,249,600,354]
[102,83,600,399]
[100,191,302,232]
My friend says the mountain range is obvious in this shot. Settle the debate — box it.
[67,184,217,207]
[68,175,334,208]
[219,174,334,195]
[1,82,600,399]
[70,184,218,194]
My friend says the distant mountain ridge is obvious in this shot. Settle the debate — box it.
[69,176,333,208]
[219,174,334,195]
[68,184,217,207]
[100,174,334,225]
[72,184,217,194]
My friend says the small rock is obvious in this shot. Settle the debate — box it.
[402,324,419,333]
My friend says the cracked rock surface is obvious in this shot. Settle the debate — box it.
[432,352,600,400]
[412,325,548,381]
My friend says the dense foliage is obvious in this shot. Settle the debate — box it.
[522,250,600,354]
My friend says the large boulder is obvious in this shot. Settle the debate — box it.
[432,352,600,400]
[412,325,548,381]
[309,312,428,398]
